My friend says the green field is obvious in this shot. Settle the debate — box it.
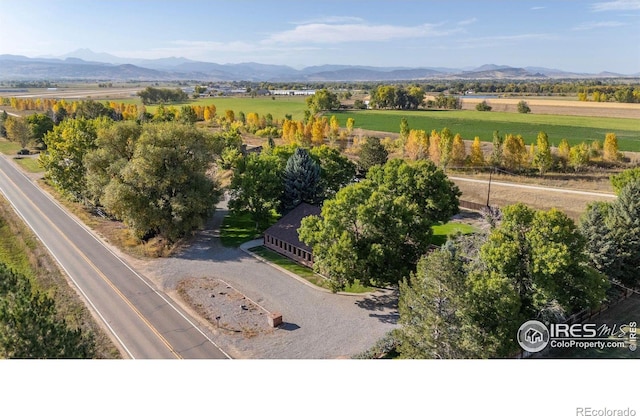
[328,109,640,151]
[141,96,309,121]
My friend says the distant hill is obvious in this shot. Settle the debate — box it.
[0,50,636,82]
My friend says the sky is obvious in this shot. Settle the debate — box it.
[0,0,639,73]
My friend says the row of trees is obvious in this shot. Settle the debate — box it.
[137,87,189,105]
[396,119,622,174]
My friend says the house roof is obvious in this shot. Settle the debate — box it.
[264,203,321,252]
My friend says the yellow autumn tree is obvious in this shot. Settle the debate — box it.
[404,129,429,160]
[603,132,621,162]
[450,133,467,167]
[502,134,528,171]
[428,129,441,166]
[469,137,485,167]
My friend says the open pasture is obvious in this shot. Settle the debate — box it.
[328,109,640,151]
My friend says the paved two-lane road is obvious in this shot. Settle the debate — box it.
[0,155,230,359]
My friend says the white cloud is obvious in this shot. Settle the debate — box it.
[292,16,365,25]
[262,22,457,44]
[531,6,547,10]
[457,17,477,26]
[454,33,555,49]
[591,0,640,11]
[572,20,627,30]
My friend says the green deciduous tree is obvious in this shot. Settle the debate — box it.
[299,159,460,290]
[306,89,340,114]
[102,123,220,242]
[610,167,640,195]
[309,145,356,199]
[517,100,531,113]
[229,153,283,230]
[470,204,608,356]
[40,117,110,199]
[4,116,32,149]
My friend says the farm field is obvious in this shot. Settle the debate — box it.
[146,96,309,120]
[328,109,640,151]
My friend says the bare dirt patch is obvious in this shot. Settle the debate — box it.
[177,277,276,339]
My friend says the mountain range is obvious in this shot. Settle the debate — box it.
[0,49,636,82]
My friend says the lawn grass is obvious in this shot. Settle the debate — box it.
[0,139,22,155]
[431,222,478,246]
[328,109,640,151]
[249,245,372,294]
[220,211,279,247]
[14,156,44,173]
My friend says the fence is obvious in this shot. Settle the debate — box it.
[459,200,493,212]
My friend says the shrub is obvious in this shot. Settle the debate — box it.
[517,100,531,114]
[475,100,492,111]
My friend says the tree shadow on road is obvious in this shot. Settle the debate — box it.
[354,288,400,325]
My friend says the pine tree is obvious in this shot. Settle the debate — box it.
[282,147,322,212]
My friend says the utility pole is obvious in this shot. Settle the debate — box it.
[486,167,494,207]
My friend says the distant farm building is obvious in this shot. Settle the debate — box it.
[263,203,321,267]
[269,89,316,96]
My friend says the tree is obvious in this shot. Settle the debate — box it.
[356,136,388,177]
[489,130,503,167]
[40,117,108,199]
[475,100,492,111]
[404,129,428,161]
[517,100,531,113]
[579,202,617,277]
[502,134,528,171]
[471,204,608,356]
[397,249,485,359]
[282,147,322,212]
[399,117,410,148]
[179,105,198,124]
[438,127,454,170]
[0,110,7,137]
[229,153,283,229]
[428,130,441,166]
[469,137,485,167]
[610,167,640,195]
[4,116,32,149]
[0,263,95,358]
[556,138,570,170]
[605,180,640,287]
[450,133,467,167]
[84,121,142,205]
[309,145,356,199]
[603,132,621,162]
[533,131,553,175]
[26,113,54,148]
[306,88,340,114]
[346,118,355,136]
[568,142,590,172]
[101,123,221,242]
[299,159,460,290]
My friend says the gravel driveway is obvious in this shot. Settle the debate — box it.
[128,198,399,359]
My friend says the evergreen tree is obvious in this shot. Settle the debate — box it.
[606,180,640,287]
[356,136,388,177]
[398,249,486,359]
[282,147,322,212]
[0,263,95,358]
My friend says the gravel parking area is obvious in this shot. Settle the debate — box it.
[127,198,399,359]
